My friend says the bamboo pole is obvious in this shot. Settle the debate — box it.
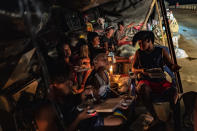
[155,0,166,46]
[142,0,157,30]
[159,0,183,93]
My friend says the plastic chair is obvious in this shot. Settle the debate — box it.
[129,71,181,130]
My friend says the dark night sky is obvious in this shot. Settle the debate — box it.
[0,0,19,12]
[1,0,197,13]
[0,0,51,12]
[167,0,197,5]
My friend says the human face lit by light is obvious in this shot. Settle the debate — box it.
[139,40,152,51]
[93,36,100,46]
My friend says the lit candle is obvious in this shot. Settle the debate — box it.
[109,65,113,76]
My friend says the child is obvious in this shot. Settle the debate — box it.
[132,31,181,120]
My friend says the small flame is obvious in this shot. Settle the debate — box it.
[109,65,113,75]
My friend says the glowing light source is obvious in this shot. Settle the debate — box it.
[109,65,113,75]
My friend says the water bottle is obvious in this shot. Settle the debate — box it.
[108,52,116,63]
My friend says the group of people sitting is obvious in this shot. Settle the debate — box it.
[34,20,181,130]
[53,21,136,93]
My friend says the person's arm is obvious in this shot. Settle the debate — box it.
[80,86,93,101]
[68,89,94,131]
[104,115,123,126]
[80,58,90,64]
[68,109,93,131]
[115,32,131,46]
[132,51,144,74]
[104,42,109,52]
[162,48,181,72]
[67,116,81,131]
[80,58,91,69]
[118,36,128,45]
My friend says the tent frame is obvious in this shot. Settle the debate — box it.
[142,0,183,130]
[142,0,183,94]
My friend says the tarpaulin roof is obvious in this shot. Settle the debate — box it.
[0,0,159,89]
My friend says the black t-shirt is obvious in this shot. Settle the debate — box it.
[137,47,164,69]
[136,47,166,82]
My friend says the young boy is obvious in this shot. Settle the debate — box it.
[132,31,181,120]
[85,53,111,99]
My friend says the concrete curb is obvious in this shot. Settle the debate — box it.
[169,4,197,10]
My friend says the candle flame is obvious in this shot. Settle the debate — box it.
[109,65,113,74]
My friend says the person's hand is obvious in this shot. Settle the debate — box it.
[112,45,115,51]
[84,86,93,96]
[171,64,181,72]
[106,50,109,55]
[123,36,128,41]
[77,108,94,121]
[81,64,87,69]
[128,41,132,45]
[74,66,80,71]
[73,85,84,94]
[142,69,149,76]
[81,86,93,100]
[80,58,90,65]
[129,56,134,63]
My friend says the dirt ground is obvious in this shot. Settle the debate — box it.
[171,9,197,93]
[178,35,197,92]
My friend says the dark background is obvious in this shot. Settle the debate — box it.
[167,0,197,5]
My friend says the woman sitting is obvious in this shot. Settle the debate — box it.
[74,44,92,94]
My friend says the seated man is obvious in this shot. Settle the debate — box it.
[36,63,125,131]
[131,31,181,120]
[114,21,135,46]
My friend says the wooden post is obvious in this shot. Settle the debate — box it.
[142,0,157,30]
[155,0,166,46]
